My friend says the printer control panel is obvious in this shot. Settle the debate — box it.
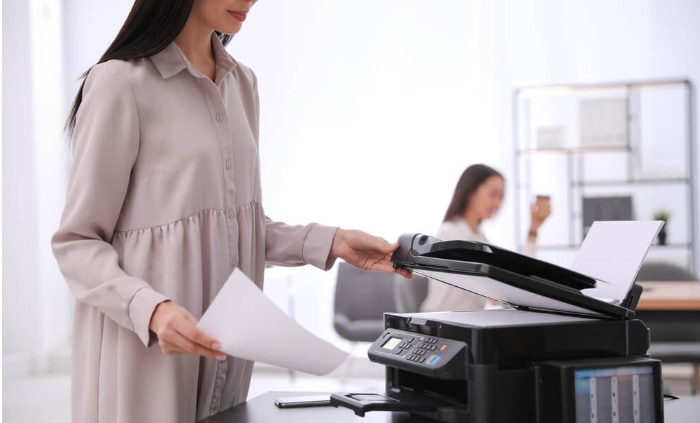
[368,329,466,378]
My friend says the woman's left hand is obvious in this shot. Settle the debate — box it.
[330,229,412,278]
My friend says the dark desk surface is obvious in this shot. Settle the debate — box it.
[200,391,700,423]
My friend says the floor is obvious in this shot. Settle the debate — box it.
[3,360,696,422]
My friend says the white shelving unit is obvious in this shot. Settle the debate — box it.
[513,80,696,273]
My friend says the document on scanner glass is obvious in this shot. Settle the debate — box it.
[197,268,349,375]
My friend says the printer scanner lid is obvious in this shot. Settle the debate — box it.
[392,221,662,319]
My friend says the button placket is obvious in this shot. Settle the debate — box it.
[209,359,228,416]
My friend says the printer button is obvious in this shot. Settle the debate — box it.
[428,355,442,366]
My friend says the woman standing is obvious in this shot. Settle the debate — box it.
[420,164,550,312]
[52,1,408,422]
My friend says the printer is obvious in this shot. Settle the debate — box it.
[331,229,665,423]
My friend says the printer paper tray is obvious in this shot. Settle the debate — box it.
[330,392,455,417]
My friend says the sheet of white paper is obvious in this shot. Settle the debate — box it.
[197,268,349,376]
[575,221,663,303]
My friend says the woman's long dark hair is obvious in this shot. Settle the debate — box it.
[442,164,504,222]
[66,0,233,134]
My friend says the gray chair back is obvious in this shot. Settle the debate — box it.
[393,274,429,313]
[636,261,698,282]
[332,262,397,343]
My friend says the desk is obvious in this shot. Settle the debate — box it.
[635,281,700,392]
[199,391,700,423]
[637,281,700,310]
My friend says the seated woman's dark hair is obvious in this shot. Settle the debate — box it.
[443,164,504,222]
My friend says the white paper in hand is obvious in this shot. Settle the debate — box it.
[197,268,349,375]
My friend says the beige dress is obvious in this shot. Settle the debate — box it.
[52,34,337,423]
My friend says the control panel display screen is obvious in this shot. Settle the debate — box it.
[574,365,656,423]
[381,337,401,350]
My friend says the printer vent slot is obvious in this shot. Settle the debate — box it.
[395,369,468,406]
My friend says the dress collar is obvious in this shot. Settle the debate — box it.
[150,32,238,82]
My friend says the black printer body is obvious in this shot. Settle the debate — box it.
[331,233,664,423]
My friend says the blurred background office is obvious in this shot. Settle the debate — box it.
[4,0,700,421]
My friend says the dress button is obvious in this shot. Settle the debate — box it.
[216,114,224,122]
[225,160,232,169]
[227,210,235,219]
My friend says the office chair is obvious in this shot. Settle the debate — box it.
[332,262,398,384]
[636,261,697,282]
[635,261,700,395]
[393,273,429,313]
[332,261,398,343]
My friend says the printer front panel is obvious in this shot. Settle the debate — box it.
[383,312,651,367]
[372,312,654,423]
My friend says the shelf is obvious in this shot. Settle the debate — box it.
[513,79,696,273]
[649,243,694,250]
[515,79,691,98]
[516,178,691,190]
[515,145,632,155]
[570,178,691,187]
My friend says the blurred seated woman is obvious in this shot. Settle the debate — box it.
[420,164,550,312]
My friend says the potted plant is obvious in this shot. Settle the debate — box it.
[653,210,670,245]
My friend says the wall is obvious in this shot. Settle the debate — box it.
[232,0,506,242]
[496,0,700,269]
[3,0,72,376]
[3,0,40,370]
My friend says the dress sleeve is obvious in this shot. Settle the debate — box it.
[264,218,338,270]
[52,63,168,347]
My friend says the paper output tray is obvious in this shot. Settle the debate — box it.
[391,233,635,319]
[330,392,455,417]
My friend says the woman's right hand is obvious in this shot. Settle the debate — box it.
[529,196,552,232]
[149,301,226,361]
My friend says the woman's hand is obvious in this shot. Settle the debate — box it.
[529,196,552,234]
[149,301,226,360]
[330,229,412,278]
